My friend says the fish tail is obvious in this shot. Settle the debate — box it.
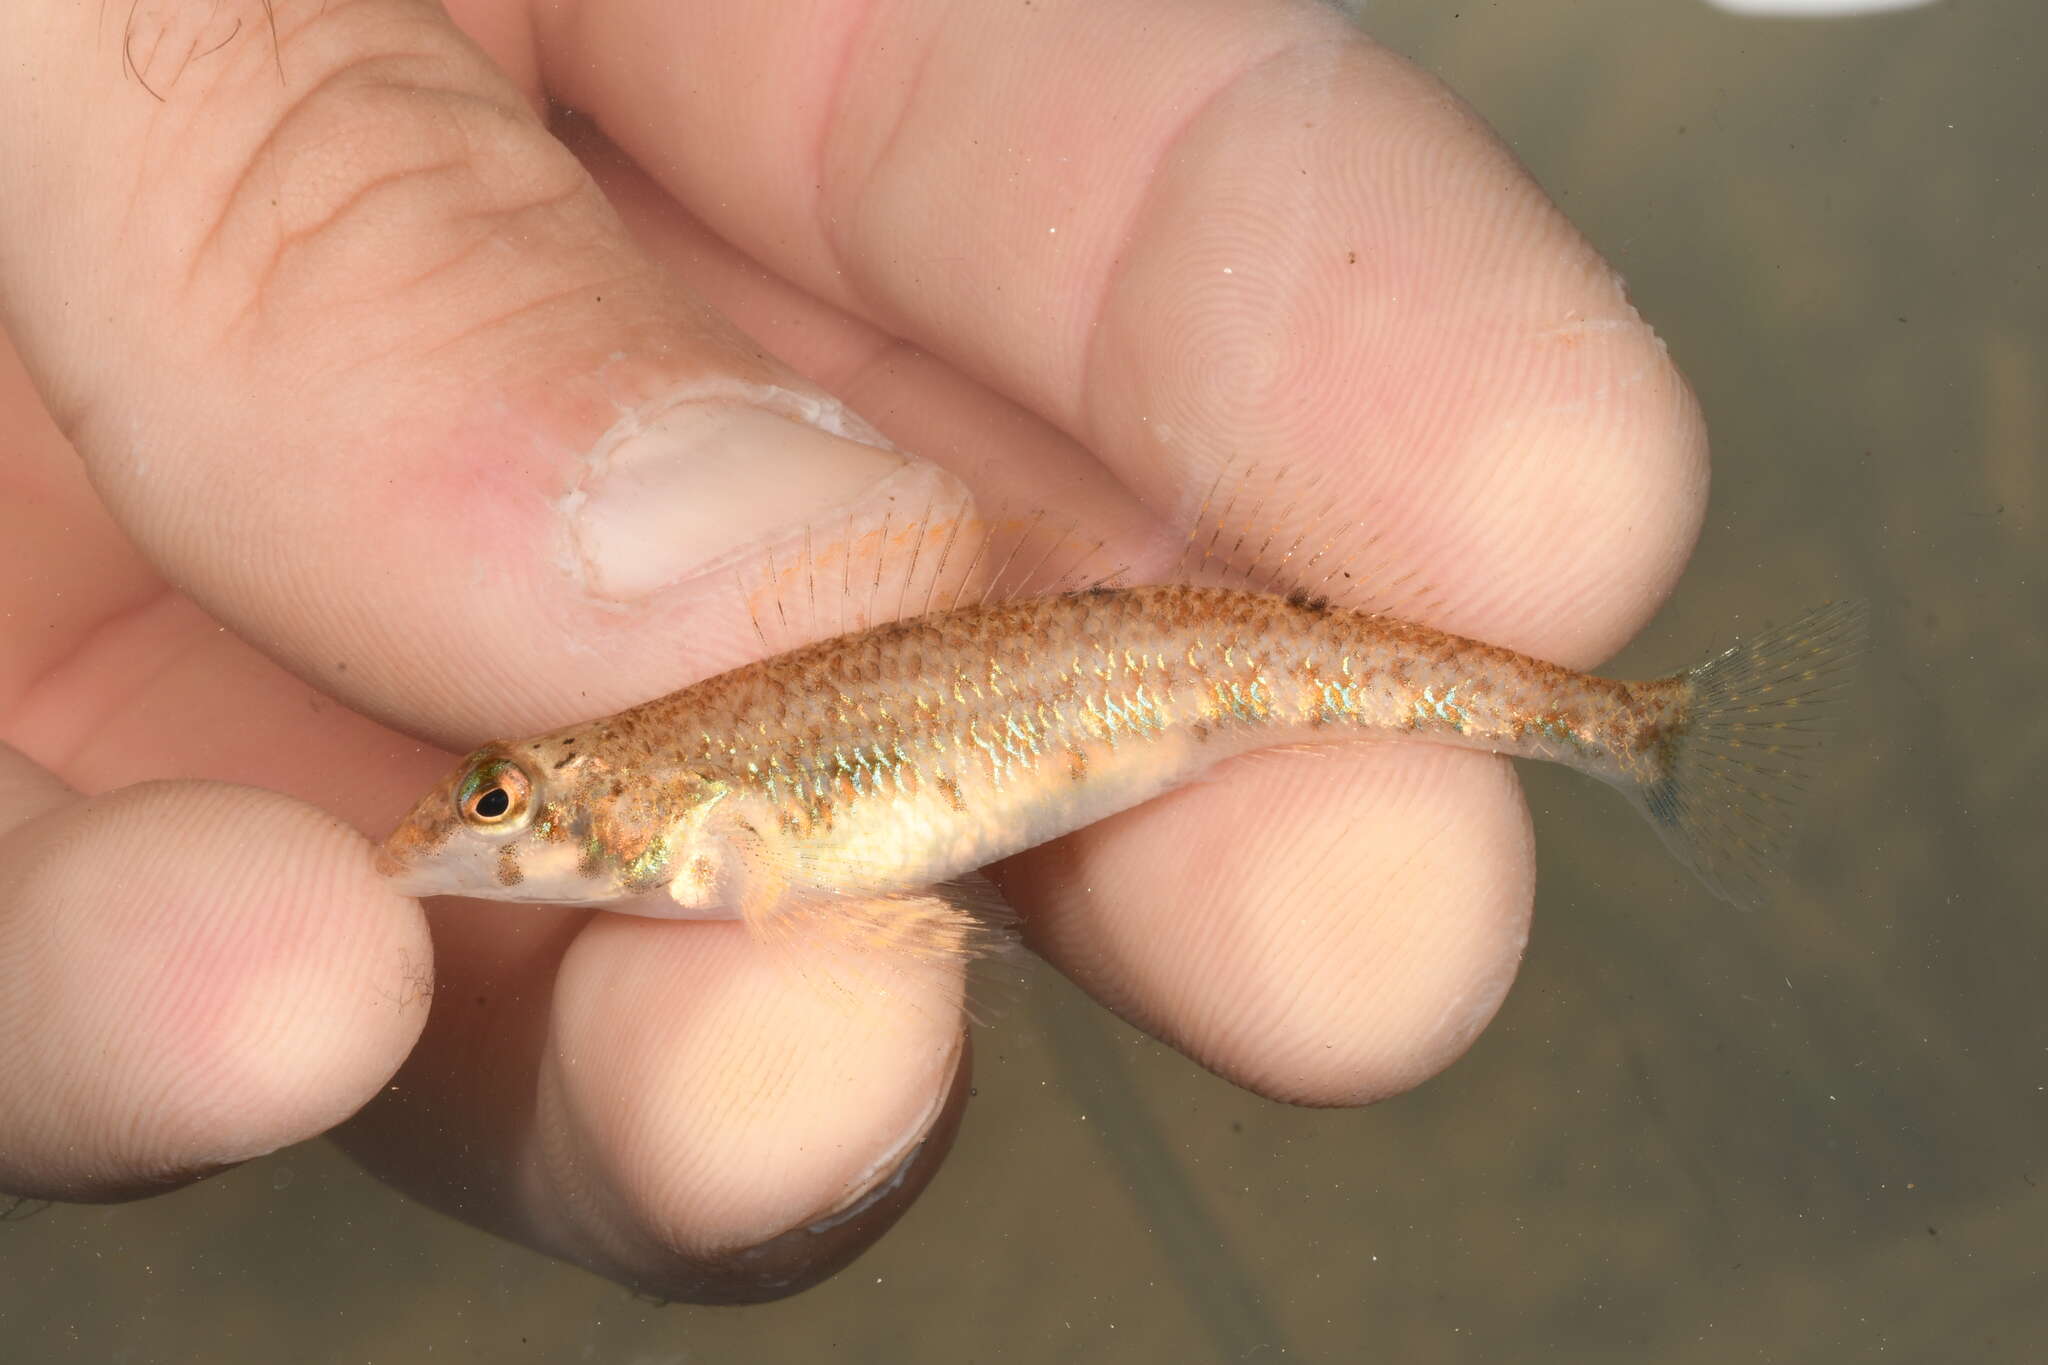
[1629,601,1868,905]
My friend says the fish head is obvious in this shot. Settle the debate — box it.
[375,742,559,900]
[376,735,728,905]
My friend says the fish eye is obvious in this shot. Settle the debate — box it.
[455,756,534,833]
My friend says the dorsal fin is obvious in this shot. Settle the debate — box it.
[1166,459,1443,618]
[716,457,1435,665]
[729,476,1123,659]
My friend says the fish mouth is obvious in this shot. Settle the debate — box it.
[372,845,451,898]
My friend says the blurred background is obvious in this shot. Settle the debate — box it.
[4,0,2042,1359]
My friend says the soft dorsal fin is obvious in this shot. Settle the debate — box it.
[1167,459,1443,619]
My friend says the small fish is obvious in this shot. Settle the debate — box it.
[378,534,1865,962]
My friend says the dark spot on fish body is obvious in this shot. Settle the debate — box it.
[1067,749,1089,782]
[496,846,524,887]
[1285,587,1332,613]
[937,775,968,813]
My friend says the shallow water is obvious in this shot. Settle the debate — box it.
[6,0,2044,1360]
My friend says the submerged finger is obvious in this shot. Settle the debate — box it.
[0,749,428,1200]
[339,904,969,1303]
[0,0,963,749]
[530,0,1702,1105]
[537,918,968,1298]
[532,0,1705,659]
[1008,745,1532,1105]
[0,0,983,1296]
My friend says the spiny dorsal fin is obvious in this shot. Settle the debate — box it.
[730,479,1120,659]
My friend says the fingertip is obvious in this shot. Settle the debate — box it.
[0,781,430,1200]
[1443,309,1711,666]
[1084,35,1708,665]
[1016,745,1533,1107]
[529,917,967,1298]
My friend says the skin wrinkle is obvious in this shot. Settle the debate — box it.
[2,587,183,774]
[827,332,945,427]
[0,485,155,715]
[248,226,649,401]
[184,48,436,274]
[0,0,1707,1291]
[410,266,649,364]
[190,56,557,329]
[814,2,943,330]
[439,173,588,231]
[380,208,606,326]
[805,0,887,276]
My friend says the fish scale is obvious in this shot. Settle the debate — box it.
[674,585,1646,894]
[378,579,1861,940]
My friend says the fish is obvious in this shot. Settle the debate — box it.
[376,500,1865,964]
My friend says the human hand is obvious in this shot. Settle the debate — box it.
[0,0,1704,1301]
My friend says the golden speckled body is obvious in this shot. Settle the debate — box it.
[377,579,1859,921]
[538,586,1677,898]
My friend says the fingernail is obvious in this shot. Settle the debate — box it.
[802,1029,966,1235]
[803,1137,927,1235]
[563,388,914,602]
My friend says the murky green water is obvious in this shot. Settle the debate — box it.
[5,1,2042,1360]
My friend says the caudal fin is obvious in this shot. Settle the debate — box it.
[1633,601,1869,905]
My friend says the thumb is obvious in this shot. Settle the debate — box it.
[0,0,952,745]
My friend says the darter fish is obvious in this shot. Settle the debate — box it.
[376,501,1864,962]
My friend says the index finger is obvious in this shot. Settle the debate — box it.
[532,0,1706,660]
[527,0,1707,1100]
[0,0,982,1297]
